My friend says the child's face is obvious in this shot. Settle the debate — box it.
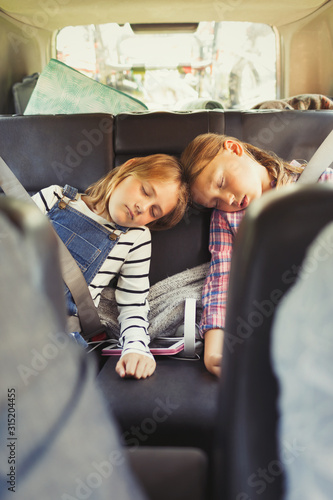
[106,175,179,227]
[191,143,271,212]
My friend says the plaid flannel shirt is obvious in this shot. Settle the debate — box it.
[199,167,333,337]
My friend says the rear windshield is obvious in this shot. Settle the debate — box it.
[56,21,277,110]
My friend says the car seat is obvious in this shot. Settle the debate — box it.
[0,196,208,500]
[213,182,333,500]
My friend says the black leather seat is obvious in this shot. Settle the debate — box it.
[0,113,115,193]
[213,182,333,500]
[2,110,333,499]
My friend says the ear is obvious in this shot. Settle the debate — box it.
[223,139,243,156]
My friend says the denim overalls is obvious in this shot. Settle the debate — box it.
[47,185,128,344]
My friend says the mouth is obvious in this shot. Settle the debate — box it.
[239,195,249,209]
[126,205,134,220]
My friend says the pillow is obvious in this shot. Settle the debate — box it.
[24,59,148,115]
[176,97,224,111]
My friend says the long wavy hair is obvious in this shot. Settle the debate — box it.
[181,133,304,200]
[85,154,189,230]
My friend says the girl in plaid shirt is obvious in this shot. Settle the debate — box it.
[181,133,333,376]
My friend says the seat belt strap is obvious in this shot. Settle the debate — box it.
[183,298,196,358]
[297,129,333,184]
[0,157,105,340]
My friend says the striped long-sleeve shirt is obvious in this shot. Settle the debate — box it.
[33,185,152,358]
[199,167,333,337]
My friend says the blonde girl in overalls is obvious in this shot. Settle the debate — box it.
[33,154,189,379]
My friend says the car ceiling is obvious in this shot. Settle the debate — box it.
[0,0,331,31]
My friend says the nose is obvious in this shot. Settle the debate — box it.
[221,191,235,206]
[135,201,149,214]
[135,203,142,214]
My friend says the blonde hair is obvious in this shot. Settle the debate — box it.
[181,133,304,201]
[85,154,189,230]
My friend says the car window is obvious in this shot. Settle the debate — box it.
[56,21,277,110]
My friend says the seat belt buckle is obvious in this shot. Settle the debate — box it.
[91,331,108,342]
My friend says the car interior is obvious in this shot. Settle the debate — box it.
[1,1,333,499]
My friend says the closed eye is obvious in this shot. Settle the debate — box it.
[151,205,162,219]
[217,176,224,189]
[141,184,149,196]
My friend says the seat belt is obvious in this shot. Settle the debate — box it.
[0,157,105,341]
[183,298,197,358]
[297,129,333,184]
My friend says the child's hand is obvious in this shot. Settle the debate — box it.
[204,352,222,377]
[115,352,156,379]
[203,328,224,377]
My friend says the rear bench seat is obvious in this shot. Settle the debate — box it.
[0,113,115,193]
[1,109,333,467]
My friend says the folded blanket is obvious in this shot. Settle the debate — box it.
[98,262,210,339]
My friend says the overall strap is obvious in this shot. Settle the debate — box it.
[58,184,79,208]
[297,129,333,184]
[0,157,105,340]
[62,184,79,200]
